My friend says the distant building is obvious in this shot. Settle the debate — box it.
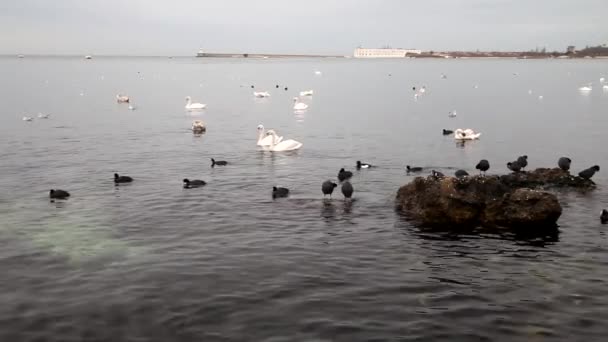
[567,46,576,54]
[354,47,422,58]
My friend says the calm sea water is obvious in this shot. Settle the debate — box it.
[1,56,608,341]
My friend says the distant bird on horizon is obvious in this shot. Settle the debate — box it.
[558,157,571,172]
[476,159,490,175]
[578,165,600,180]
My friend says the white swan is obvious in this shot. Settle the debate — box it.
[254,91,270,98]
[299,90,314,96]
[603,85,608,91]
[116,94,130,103]
[266,130,302,152]
[185,96,207,110]
[293,97,308,110]
[22,116,33,121]
[84,55,92,60]
[257,125,283,146]
[600,77,605,83]
[448,110,457,118]
[579,85,592,92]
[128,104,137,110]
[454,128,481,140]
[37,113,50,119]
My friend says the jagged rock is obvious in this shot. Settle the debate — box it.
[396,175,562,230]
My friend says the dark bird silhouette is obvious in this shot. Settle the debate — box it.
[507,161,522,172]
[284,87,288,91]
[251,85,255,88]
[601,209,608,224]
[558,157,571,171]
[183,178,206,188]
[211,158,228,167]
[275,84,279,88]
[406,165,423,173]
[475,159,490,175]
[49,189,70,199]
[114,173,133,183]
[442,129,454,135]
[356,161,372,169]
[431,170,445,178]
[455,169,469,178]
[338,168,353,182]
[272,186,289,199]
[517,155,528,171]
[341,181,354,199]
[578,165,600,180]
[322,180,337,197]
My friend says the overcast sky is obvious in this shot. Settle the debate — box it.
[1,0,607,55]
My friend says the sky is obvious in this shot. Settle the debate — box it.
[1,0,607,56]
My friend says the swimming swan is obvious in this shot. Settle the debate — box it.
[185,96,207,110]
[299,90,314,96]
[266,130,302,152]
[254,91,270,98]
[293,97,308,110]
[257,125,283,146]
[454,128,481,140]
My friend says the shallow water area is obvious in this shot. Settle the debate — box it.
[1,56,608,341]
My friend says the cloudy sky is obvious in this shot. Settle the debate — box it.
[1,0,607,55]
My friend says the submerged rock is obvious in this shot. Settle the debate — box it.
[396,175,562,230]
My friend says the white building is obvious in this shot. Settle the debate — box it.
[354,48,422,58]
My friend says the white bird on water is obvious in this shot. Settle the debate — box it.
[293,97,308,110]
[22,116,33,122]
[579,84,592,92]
[448,110,457,118]
[254,91,270,98]
[299,90,314,96]
[600,77,605,83]
[603,85,608,91]
[37,113,50,119]
[265,130,302,152]
[256,125,283,147]
[185,96,207,110]
[116,94,130,103]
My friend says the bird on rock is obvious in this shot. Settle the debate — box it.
[476,159,490,175]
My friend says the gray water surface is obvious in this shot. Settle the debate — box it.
[1,56,608,341]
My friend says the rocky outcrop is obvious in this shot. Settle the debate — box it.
[396,175,562,230]
[499,168,595,189]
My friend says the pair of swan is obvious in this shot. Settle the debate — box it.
[254,91,270,98]
[185,96,207,110]
[256,125,302,151]
[454,128,481,140]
